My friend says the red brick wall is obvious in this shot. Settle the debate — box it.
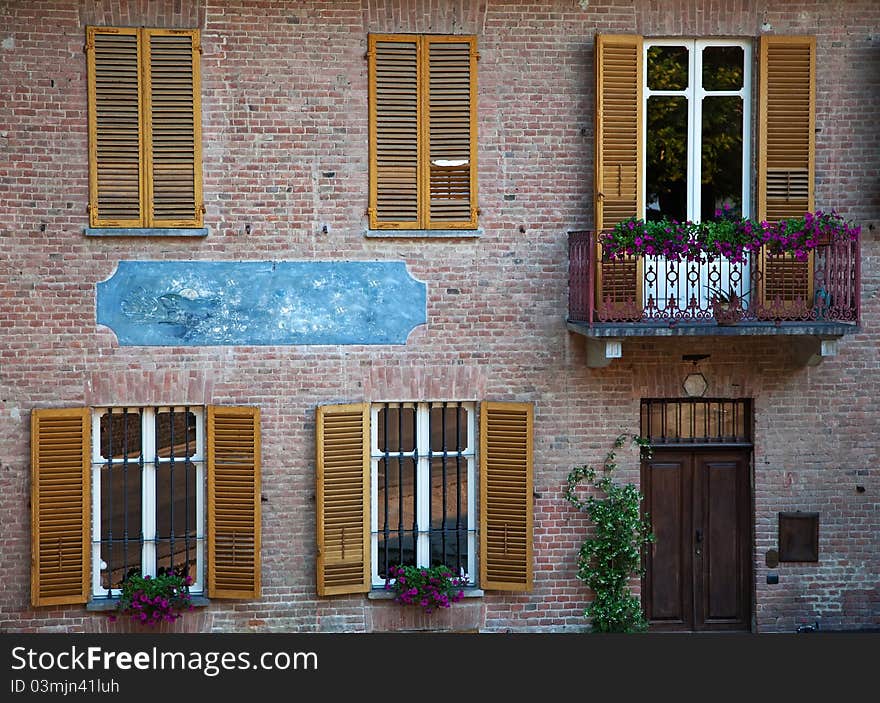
[1,0,877,633]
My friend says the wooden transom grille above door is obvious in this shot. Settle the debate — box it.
[640,399,752,632]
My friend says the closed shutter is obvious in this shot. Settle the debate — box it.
[207,406,261,599]
[31,408,90,606]
[758,35,815,220]
[316,404,370,596]
[144,29,203,227]
[369,34,477,230]
[480,402,533,592]
[86,27,202,228]
[370,35,421,228]
[425,36,477,229]
[595,34,643,231]
[87,27,143,227]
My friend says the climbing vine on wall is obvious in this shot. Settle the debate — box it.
[563,433,654,633]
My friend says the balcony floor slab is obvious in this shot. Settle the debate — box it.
[566,320,859,338]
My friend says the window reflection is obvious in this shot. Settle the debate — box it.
[701,96,743,220]
[702,46,744,90]
[646,96,689,221]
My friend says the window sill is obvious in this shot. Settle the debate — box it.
[364,228,482,239]
[83,227,210,238]
[86,595,210,612]
[367,588,484,600]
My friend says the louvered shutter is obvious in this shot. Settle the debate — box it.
[369,34,477,230]
[425,36,477,229]
[144,29,203,227]
[207,406,261,599]
[370,34,421,228]
[316,404,370,596]
[595,34,643,231]
[758,36,815,220]
[480,402,533,592]
[87,27,144,227]
[757,36,815,311]
[31,408,90,606]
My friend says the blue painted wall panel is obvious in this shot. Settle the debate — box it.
[96,260,427,346]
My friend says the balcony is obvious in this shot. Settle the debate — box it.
[567,231,861,367]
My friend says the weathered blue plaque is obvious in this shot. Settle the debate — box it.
[97,260,427,346]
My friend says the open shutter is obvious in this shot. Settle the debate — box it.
[31,408,90,606]
[207,406,261,599]
[370,34,421,229]
[595,34,643,231]
[87,27,144,227]
[480,402,533,592]
[757,36,815,312]
[424,36,477,229]
[144,29,203,227]
[316,403,370,596]
[758,35,815,221]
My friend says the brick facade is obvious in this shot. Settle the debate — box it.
[1,0,877,633]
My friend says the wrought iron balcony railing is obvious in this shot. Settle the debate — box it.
[568,231,860,327]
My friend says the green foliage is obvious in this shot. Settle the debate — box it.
[111,568,193,626]
[564,434,654,633]
[384,564,467,614]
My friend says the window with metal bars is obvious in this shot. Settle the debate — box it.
[370,402,475,587]
[90,407,205,597]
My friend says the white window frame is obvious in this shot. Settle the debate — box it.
[369,401,476,588]
[642,38,753,222]
[642,38,753,309]
[90,406,206,597]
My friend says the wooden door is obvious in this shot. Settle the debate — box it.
[641,449,751,631]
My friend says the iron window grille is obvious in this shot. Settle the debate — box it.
[90,406,205,597]
[370,402,476,587]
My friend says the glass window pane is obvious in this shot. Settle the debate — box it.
[376,456,416,577]
[99,410,141,460]
[156,460,198,576]
[701,96,743,221]
[429,404,468,453]
[377,406,416,453]
[101,542,142,591]
[156,410,198,458]
[647,45,689,91]
[646,95,688,221]
[702,46,744,90]
[429,457,468,573]
[100,463,142,589]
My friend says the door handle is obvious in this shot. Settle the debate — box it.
[695,528,703,543]
[695,528,703,556]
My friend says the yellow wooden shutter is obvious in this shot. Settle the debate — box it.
[369,34,477,230]
[758,35,815,221]
[480,402,533,592]
[316,403,370,596]
[207,406,261,599]
[144,29,203,227]
[757,36,815,311]
[370,34,421,229]
[595,34,643,231]
[424,36,477,229]
[87,27,144,227]
[31,408,90,607]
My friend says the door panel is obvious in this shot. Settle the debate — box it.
[642,453,692,629]
[696,454,750,629]
[643,449,751,632]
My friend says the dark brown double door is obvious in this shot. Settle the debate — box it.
[641,449,752,631]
